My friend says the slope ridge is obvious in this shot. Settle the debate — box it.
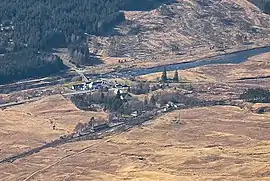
[89,0,270,62]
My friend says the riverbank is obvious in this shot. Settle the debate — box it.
[84,43,270,77]
[131,43,270,69]
[90,45,270,79]
[138,52,270,85]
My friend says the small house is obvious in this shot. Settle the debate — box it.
[120,93,132,101]
[89,80,105,89]
[114,89,123,94]
[114,84,129,91]
[71,83,85,90]
[131,111,138,117]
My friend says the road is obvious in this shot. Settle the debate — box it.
[54,48,89,82]
[2,46,270,109]
[0,90,94,109]
[62,89,95,96]
[0,97,41,109]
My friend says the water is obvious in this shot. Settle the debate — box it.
[95,46,270,78]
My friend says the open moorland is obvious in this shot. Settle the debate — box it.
[0,95,107,160]
[0,105,270,181]
[138,52,270,82]
[87,0,270,68]
[0,52,270,180]
[1,1,270,181]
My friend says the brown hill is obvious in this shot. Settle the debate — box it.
[88,0,270,63]
[1,106,269,180]
[0,95,107,160]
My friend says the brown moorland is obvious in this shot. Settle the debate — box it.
[0,95,107,160]
[137,52,270,83]
[0,105,270,181]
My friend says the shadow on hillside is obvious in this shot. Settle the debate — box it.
[85,56,104,66]
[122,0,175,11]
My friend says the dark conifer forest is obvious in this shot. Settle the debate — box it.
[0,0,174,83]
[249,0,270,13]
[0,0,126,83]
[0,49,64,84]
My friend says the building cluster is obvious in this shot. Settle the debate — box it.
[71,80,130,93]
[71,80,106,91]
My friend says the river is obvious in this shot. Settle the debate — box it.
[96,46,270,78]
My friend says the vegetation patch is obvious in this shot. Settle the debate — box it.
[240,88,270,103]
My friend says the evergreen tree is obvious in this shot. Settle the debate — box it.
[101,92,105,101]
[161,68,167,82]
[109,89,122,111]
[150,95,156,105]
[144,96,148,106]
[116,89,121,99]
[173,70,179,82]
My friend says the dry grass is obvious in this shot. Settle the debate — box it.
[137,70,216,82]
[0,95,107,160]
[137,52,270,84]
[1,105,270,181]
[86,0,270,70]
[100,57,133,65]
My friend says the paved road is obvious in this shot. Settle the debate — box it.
[0,90,95,109]
[62,90,95,96]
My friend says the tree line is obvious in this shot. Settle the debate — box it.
[0,0,175,83]
[0,0,171,51]
[0,0,124,83]
[161,69,180,82]
[240,88,270,103]
[0,0,125,50]
[0,49,65,84]
[249,0,270,13]
[123,0,173,11]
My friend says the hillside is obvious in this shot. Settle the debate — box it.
[0,95,107,160]
[1,105,269,180]
[1,1,270,180]
[1,0,270,83]
[89,0,270,62]
[0,0,125,83]
[0,49,65,84]
[249,0,270,13]
[0,0,177,83]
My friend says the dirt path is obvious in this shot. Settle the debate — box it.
[22,143,99,181]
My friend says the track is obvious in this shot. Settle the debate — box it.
[0,97,40,109]
[0,106,165,165]
[55,49,89,82]
[0,95,228,166]
[22,143,98,181]
[0,123,124,164]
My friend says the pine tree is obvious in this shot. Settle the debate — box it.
[116,89,121,99]
[144,96,148,105]
[161,68,167,82]
[101,92,105,101]
[173,70,179,82]
[150,95,156,105]
[112,98,122,111]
